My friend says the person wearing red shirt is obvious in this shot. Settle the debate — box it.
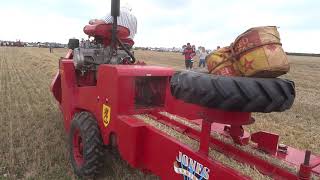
[183,43,195,69]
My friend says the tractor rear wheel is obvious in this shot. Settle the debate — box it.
[69,111,104,178]
[170,71,295,113]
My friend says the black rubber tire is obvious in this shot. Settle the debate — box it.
[69,111,104,178]
[170,71,295,113]
[68,38,79,50]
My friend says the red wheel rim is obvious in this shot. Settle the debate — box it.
[73,128,84,166]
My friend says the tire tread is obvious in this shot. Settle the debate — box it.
[170,71,295,112]
[69,111,104,178]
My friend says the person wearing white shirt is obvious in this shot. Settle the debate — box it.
[199,47,208,68]
[89,6,137,41]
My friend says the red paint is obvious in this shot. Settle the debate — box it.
[266,44,278,52]
[243,58,254,72]
[199,120,212,156]
[83,23,130,39]
[251,131,279,154]
[234,30,261,54]
[50,52,320,179]
[83,23,134,47]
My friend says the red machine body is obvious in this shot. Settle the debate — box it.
[51,50,320,179]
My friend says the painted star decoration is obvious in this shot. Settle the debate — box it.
[266,44,277,51]
[243,58,254,72]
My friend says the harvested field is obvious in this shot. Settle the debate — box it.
[0,47,319,179]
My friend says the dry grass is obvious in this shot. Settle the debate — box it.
[0,47,156,180]
[0,47,319,179]
[250,56,320,154]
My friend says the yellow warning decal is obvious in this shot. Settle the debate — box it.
[102,104,111,127]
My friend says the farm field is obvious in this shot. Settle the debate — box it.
[0,47,319,179]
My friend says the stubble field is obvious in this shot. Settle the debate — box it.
[0,47,319,179]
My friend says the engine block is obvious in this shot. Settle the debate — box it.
[73,46,131,71]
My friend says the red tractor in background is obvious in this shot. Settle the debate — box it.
[50,0,320,179]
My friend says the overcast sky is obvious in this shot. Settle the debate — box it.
[0,0,319,53]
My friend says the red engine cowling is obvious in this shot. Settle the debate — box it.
[83,23,134,47]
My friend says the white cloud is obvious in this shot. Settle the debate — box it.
[281,30,320,53]
[0,7,85,43]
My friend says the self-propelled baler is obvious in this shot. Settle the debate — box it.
[50,0,320,179]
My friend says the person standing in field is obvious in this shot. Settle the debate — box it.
[49,44,53,53]
[80,38,85,48]
[198,47,208,68]
[190,45,196,68]
[183,43,195,69]
[182,45,187,50]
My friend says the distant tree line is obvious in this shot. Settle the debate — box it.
[0,40,66,48]
[286,52,320,57]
